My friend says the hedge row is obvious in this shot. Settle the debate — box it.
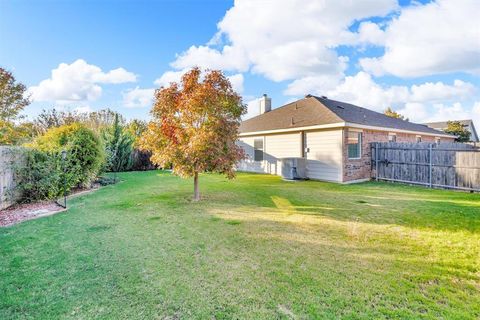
[16,124,104,202]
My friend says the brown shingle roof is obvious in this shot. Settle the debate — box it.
[239,96,342,133]
[240,95,452,137]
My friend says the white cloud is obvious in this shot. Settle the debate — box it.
[473,101,480,115]
[325,72,409,111]
[308,72,479,126]
[227,73,244,93]
[357,21,386,46]
[401,101,480,129]
[165,0,397,83]
[94,67,137,84]
[360,0,480,77]
[29,59,137,103]
[243,98,262,120]
[123,87,155,108]
[74,105,93,114]
[171,45,249,72]
[284,73,344,97]
[397,103,428,122]
[375,100,480,127]
[153,70,186,87]
[410,80,475,102]
[307,72,477,113]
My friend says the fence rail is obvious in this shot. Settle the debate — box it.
[371,142,480,192]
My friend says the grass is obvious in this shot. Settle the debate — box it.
[1,171,479,319]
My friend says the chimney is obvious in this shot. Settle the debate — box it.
[259,94,272,114]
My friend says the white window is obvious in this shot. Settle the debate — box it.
[347,131,362,159]
[388,134,396,142]
[435,137,441,144]
[254,138,264,161]
[416,136,422,143]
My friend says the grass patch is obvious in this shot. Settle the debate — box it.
[1,170,479,319]
[226,220,242,225]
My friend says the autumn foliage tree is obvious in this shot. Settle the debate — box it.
[140,68,245,201]
[0,67,31,144]
[444,120,471,142]
[384,107,408,121]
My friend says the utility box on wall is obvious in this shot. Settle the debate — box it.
[280,157,306,180]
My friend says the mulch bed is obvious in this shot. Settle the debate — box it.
[0,202,66,227]
[0,184,101,227]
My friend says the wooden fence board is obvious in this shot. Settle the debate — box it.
[371,142,480,191]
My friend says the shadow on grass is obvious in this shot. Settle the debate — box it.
[207,207,479,289]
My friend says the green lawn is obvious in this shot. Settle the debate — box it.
[1,171,479,319]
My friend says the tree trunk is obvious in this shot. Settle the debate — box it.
[193,172,200,201]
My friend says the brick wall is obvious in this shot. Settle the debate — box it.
[342,128,454,182]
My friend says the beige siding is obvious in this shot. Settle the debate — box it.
[264,133,302,175]
[305,130,343,182]
[237,136,266,173]
[237,133,301,175]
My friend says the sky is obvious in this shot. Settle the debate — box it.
[1,0,479,126]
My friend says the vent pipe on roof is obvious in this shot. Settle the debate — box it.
[259,94,271,114]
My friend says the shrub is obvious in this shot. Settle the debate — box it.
[15,150,64,202]
[102,114,134,172]
[28,123,105,188]
[130,149,157,171]
[95,175,117,186]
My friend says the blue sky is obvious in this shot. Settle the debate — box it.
[1,0,479,125]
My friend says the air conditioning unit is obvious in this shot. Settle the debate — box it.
[280,157,306,180]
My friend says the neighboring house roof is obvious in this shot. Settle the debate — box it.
[240,95,452,137]
[423,120,479,142]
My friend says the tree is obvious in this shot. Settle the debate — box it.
[384,107,408,121]
[88,108,125,132]
[126,119,147,147]
[103,113,134,174]
[140,68,246,201]
[0,121,35,145]
[0,67,30,121]
[444,121,471,142]
[33,108,85,135]
[0,67,31,145]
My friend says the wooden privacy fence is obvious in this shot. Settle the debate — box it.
[0,146,26,210]
[371,142,480,191]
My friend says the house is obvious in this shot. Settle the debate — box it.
[237,94,455,183]
[423,120,479,142]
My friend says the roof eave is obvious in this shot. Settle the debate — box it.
[238,122,346,136]
[345,122,456,138]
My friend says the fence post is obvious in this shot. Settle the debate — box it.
[375,143,379,181]
[428,143,433,188]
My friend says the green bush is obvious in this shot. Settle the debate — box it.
[15,150,64,202]
[16,124,105,202]
[95,175,118,186]
[130,149,157,171]
[29,123,105,187]
[102,113,133,172]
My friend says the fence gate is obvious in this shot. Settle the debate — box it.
[371,142,480,192]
